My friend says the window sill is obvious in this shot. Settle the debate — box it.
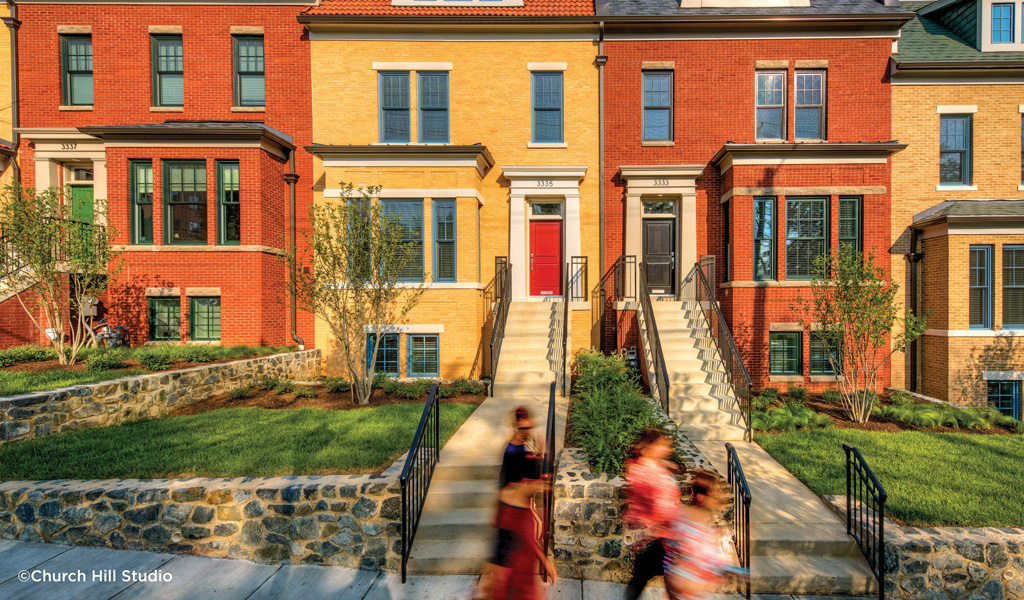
[641,141,674,147]
[1017,185,1024,191]
[810,375,844,383]
[936,184,977,191]
[720,280,813,288]
[769,375,804,383]
[151,106,184,112]
[231,106,265,113]
[527,142,567,149]
[59,105,93,112]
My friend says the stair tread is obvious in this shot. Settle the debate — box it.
[419,508,494,525]
[751,556,879,594]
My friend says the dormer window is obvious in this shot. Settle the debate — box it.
[992,3,1015,43]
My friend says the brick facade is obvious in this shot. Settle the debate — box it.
[11,3,314,349]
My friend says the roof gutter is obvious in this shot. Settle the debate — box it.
[297,13,914,26]
[894,60,1024,70]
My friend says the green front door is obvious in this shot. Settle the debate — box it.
[70,185,94,224]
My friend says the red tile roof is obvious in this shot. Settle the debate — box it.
[303,0,594,17]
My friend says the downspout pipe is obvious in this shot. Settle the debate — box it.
[3,1,20,182]
[284,149,304,350]
[906,227,922,392]
[597,21,607,339]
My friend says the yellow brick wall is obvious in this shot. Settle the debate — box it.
[310,39,601,380]
[891,84,1024,390]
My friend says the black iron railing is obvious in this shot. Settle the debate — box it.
[569,256,588,302]
[399,383,441,583]
[562,256,588,395]
[0,219,108,279]
[843,443,887,600]
[698,255,716,302]
[726,443,752,600]
[542,381,557,580]
[681,261,752,441]
[489,257,512,381]
[617,254,638,301]
[637,260,669,413]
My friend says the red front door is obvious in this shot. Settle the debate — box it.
[530,220,562,296]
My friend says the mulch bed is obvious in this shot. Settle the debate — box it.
[802,396,1014,436]
[170,386,486,417]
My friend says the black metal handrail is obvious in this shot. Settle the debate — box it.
[617,254,637,301]
[637,260,669,413]
[726,443,752,600]
[843,443,887,600]
[682,262,753,441]
[489,257,512,381]
[569,256,588,302]
[542,381,557,580]
[0,218,108,279]
[562,262,571,396]
[399,383,442,583]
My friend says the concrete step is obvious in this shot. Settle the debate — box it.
[662,357,720,372]
[668,382,717,398]
[665,370,724,385]
[416,508,495,541]
[497,357,557,371]
[679,423,748,441]
[493,370,556,385]
[491,381,555,397]
[750,556,879,595]
[420,480,498,510]
[508,304,562,316]
[675,408,744,426]
[406,539,493,575]
[750,523,861,558]
[502,318,558,332]
[498,339,554,353]
[433,463,500,482]
[670,395,736,412]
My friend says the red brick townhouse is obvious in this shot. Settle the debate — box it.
[600,0,913,391]
[10,0,316,347]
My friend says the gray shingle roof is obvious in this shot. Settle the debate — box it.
[914,200,1024,224]
[598,0,907,18]
[895,1,1024,64]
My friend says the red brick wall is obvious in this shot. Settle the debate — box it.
[0,288,50,347]
[16,4,314,349]
[603,37,894,391]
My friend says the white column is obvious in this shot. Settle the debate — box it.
[92,158,107,226]
[565,192,582,259]
[625,192,643,261]
[34,158,59,190]
[510,193,528,301]
[681,193,698,270]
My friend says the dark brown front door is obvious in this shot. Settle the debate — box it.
[643,219,675,295]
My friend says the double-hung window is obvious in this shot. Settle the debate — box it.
[795,71,825,140]
[152,35,184,107]
[418,72,449,143]
[987,381,1020,419]
[367,333,399,377]
[532,72,563,144]
[61,36,93,106]
[756,71,785,140]
[189,297,221,341]
[164,161,207,244]
[379,72,410,143]
[785,197,827,279]
[969,245,992,329]
[217,161,240,244]
[993,3,1015,43]
[1004,246,1024,328]
[149,298,181,341]
[753,197,774,280]
[838,196,862,253]
[939,115,971,186]
[642,71,673,142]
[809,334,842,376]
[131,161,153,244]
[408,334,439,377]
[769,332,801,376]
[382,199,424,282]
[233,36,265,107]
[434,199,456,282]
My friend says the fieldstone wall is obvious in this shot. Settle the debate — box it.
[0,349,321,446]
[0,459,405,570]
[552,439,725,583]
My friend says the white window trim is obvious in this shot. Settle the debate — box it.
[363,324,445,334]
[372,62,453,71]
[527,142,568,149]
[527,62,567,71]
[936,185,978,191]
[937,105,978,113]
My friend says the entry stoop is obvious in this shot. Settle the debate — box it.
[490,302,563,397]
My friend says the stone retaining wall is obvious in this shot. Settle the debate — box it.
[0,349,321,446]
[0,460,404,570]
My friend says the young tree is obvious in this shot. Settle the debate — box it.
[285,183,425,405]
[0,184,122,365]
[793,245,927,423]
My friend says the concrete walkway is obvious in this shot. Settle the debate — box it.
[0,538,876,600]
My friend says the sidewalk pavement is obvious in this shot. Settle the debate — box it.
[0,538,875,600]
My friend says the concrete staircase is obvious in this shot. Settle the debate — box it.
[642,299,746,441]
[491,301,563,397]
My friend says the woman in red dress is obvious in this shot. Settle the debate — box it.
[490,455,556,600]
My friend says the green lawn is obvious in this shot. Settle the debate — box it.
[0,403,478,480]
[0,369,149,397]
[756,428,1024,527]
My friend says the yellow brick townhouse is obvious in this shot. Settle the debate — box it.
[299,0,601,394]
[891,0,1024,416]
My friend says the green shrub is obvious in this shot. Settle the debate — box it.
[752,395,775,412]
[759,387,780,400]
[85,350,129,371]
[568,350,668,477]
[450,376,485,396]
[872,403,1017,431]
[135,348,175,371]
[889,390,914,407]
[787,385,808,403]
[229,386,252,400]
[175,345,217,363]
[323,377,349,394]
[259,377,284,391]
[821,390,842,405]
[294,386,318,399]
[0,345,58,367]
[275,380,296,395]
[752,406,832,433]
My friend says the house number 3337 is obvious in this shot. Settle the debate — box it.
[61,143,77,150]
